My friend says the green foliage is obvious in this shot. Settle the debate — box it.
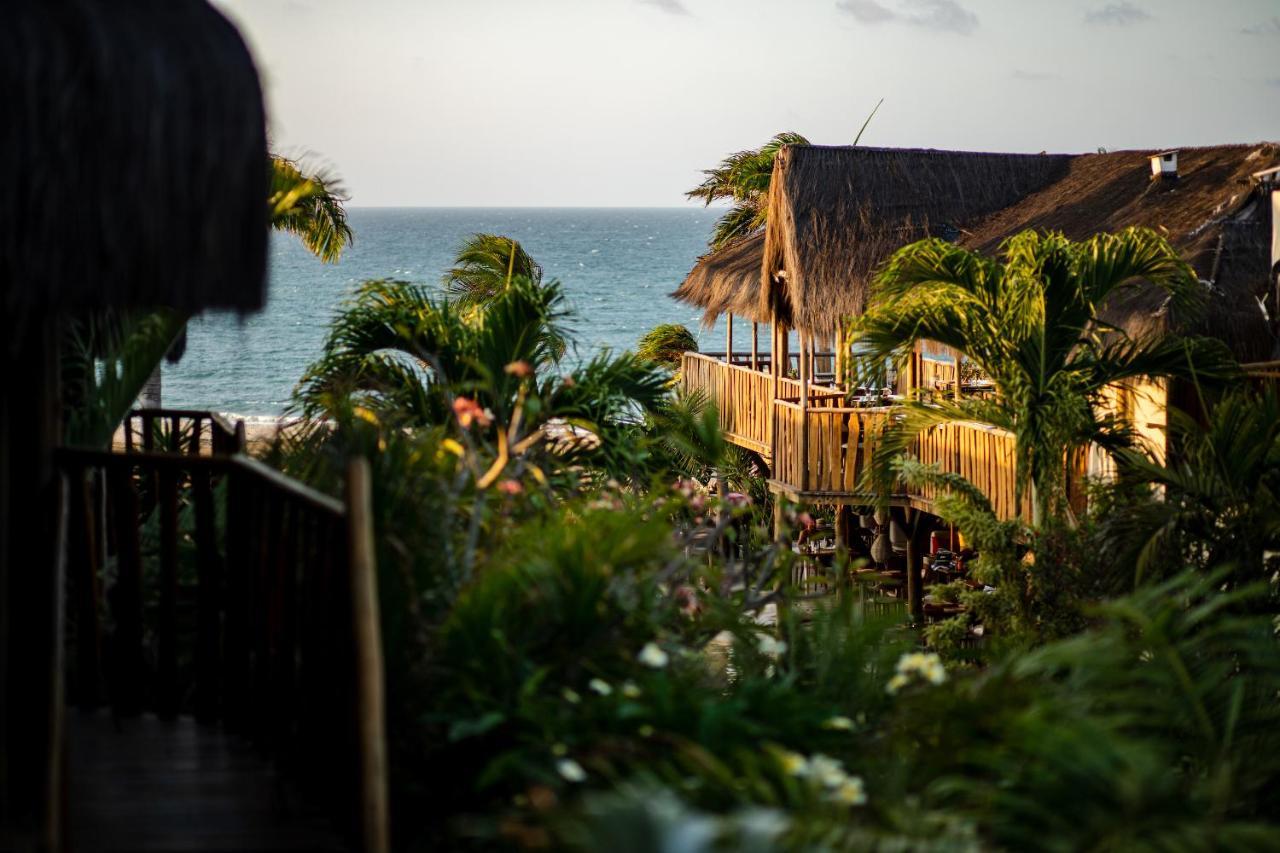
[1103,387,1280,594]
[636,323,698,374]
[443,233,543,312]
[686,132,809,250]
[268,154,353,263]
[61,309,189,447]
[851,227,1238,521]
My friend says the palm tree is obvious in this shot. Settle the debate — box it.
[1103,387,1280,591]
[687,132,810,251]
[848,227,1236,523]
[296,276,667,443]
[686,102,882,251]
[637,324,698,375]
[443,233,542,312]
[268,153,354,263]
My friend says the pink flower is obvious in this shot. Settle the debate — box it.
[675,585,702,617]
[504,360,534,378]
[453,397,493,429]
[561,375,577,388]
[797,512,815,529]
[726,492,752,508]
[497,479,524,495]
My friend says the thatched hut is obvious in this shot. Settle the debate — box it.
[674,143,1279,379]
[960,144,1280,363]
[0,2,267,846]
[760,146,1074,340]
[672,232,768,328]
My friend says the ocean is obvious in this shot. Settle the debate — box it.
[165,208,732,416]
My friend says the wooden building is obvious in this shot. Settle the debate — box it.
[674,143,1280,530]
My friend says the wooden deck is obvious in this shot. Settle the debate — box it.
[68,711,347,852]
[53,410,389,852]
[682,352,1032,523]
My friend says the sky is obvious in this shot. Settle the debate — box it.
[217,0,1280,207]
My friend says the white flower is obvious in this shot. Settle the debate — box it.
[621,680,642,699]
[889,651,947,692]
[805,754,847,788]
[827,776,867,806]
[756,634,788,656]
[556,758,587,783]
[562,687,581,704]
[822,715,855,731]
[638,642,669,669]
[588,678,612,696]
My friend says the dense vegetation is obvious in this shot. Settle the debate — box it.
[265,229,1280,852]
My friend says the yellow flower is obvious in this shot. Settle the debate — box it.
[828,776,867,806]
[778,751,808,776]
[588,678,612,696]
[822,715,855,731]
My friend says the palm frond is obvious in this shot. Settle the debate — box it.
[268,154,353,263]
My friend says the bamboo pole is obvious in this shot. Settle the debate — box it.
[726,314,734,365]
[751,322,759,372]
[799,331,810,493]
[347,458,389,853]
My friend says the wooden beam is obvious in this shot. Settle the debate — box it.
[799,331,809,494]
[751,322,759,372]
[726,314,734,365]
[347,458,389,853]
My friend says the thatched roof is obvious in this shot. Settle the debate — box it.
[761,146,1074,338]
[1,0,269,330]
[671,233,768,326]
[961,144,1280,361]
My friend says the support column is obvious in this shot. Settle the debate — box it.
[905,509,929,625]
[726,314,734,365]
[799,331,810,493]
[751,322,759,372]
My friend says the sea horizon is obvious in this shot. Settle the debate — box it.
[165,206,735,416]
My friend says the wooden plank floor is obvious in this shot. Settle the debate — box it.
[67,711,348,852]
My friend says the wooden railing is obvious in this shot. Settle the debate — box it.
[686,354,1028,522]
[771,403,891,495]
[914,421,1032,523]
[56,412,387,851]
[682,353,775,454]
[770,405,1029,523]
[121,407,245,455]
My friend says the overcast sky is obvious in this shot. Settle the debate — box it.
[217,0,1280,207]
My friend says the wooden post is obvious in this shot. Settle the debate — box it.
[751,322,759,372]
[835,326,844,389]
[772,492,787,543]
[799,331,810,494]
[905,509,928,626]
[156,468,180,718]
[347,458,389,853]
[726,314,734,365]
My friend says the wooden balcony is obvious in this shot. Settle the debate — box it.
[681,352,1031,523]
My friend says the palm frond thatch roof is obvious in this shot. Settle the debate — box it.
[761,145,1074,339]
[1,0,269,328]
[671,233,768,327]
[960,144,1280,361]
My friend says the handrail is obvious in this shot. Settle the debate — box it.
[56,425,387,850]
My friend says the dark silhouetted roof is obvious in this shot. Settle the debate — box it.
[1,0,269,330]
